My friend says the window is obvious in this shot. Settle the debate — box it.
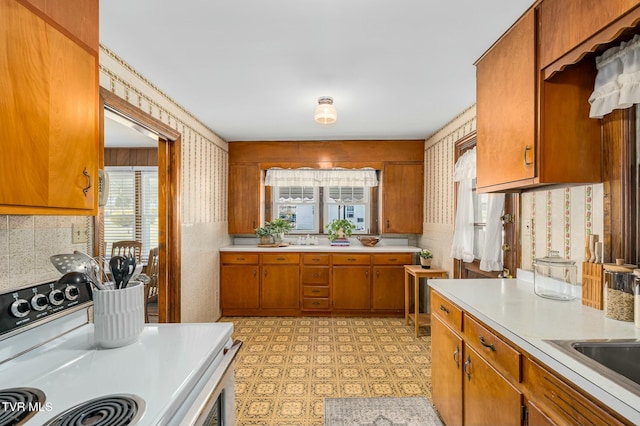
[272,185,371,234]
[273,186,318,232]
[103,167,158,263]
[325,186,369,232]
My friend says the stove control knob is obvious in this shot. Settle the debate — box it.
[30,294,49,311]
[10,299,30,318]
[65,285,79,301]
[49,289,65,306]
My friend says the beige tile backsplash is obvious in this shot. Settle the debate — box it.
[0,215,92,291]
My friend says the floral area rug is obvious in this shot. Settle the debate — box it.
[324,396,444,426]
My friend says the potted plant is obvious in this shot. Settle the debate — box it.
[266,217,294,243]
[255,226,273,245]
[419,248,433,269]
[326,219,356,243]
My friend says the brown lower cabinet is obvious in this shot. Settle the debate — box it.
[220,251,413,316]
[430,288,632,426]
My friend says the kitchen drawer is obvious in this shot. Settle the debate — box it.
[221,253,259,265]
[302,267,329,284]
[332,254,371,265]
[303,286,329,298]
[261,253,300,264]
[303,254,329,265]
[303,297,330,309]
[372,253,413,265]
[430,290,463,332]
[523,358,626,426]
[463,314,521,383]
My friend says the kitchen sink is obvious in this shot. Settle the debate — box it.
[545,339,640,396]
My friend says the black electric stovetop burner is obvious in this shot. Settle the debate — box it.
[0,387,46,426]
[42,394,145,426]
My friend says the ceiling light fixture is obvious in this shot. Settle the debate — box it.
[314,96,337,125]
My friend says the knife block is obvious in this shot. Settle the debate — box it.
[581,262,604,310]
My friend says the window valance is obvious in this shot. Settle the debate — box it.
[264,167,379,187]
[589,34,640,118]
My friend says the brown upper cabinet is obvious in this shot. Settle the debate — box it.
[476,6,602,192]
[228,140,424,235]
[0,0,99,214]
[539,0,640,74]
[382,162,423,233]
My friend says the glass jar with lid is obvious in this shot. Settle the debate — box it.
[604,270,635,321]
[533,251,578,301]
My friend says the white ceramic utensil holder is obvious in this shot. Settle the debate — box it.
[93,281,144,348]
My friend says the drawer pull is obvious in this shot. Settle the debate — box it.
[388,258,397,261]
[313,273,320,278]
[347,258,357,261]
[439,304,450,314]
[311,290,321,293]
[312,258,320,261]
[312,302,320,305]
[276,257,286,261]
[463,355,472,381]
[453,346,460,368]
[236,257,245,261]
[479,336,496,352]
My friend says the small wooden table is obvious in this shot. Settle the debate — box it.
[404,265,448,337]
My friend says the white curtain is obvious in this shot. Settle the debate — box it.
[589,34,640,118]
[451,148,476,263]
[264,167,378,187]
[479,193,505,272]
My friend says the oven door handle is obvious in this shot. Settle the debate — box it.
[188,339,243,426]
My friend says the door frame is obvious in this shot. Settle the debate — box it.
[96,87,182,322]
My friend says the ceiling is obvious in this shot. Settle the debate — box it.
[99,0,533,142]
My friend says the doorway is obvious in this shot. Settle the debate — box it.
[96,87,182,322]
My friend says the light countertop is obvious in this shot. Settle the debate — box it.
[428,276,640,424]
[220,244,421,253]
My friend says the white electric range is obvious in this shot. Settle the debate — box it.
[0,280,240,426]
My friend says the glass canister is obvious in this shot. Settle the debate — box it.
[533,251,578,301]
[604,270,635,322]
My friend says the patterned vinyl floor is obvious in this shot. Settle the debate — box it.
[220,317,433,426]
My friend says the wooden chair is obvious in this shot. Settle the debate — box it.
[144,247,159,323]
[111,240,142,263]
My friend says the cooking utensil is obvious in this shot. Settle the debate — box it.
[50,253,88,275]
[72,251,107,290]
[120,253,137,289]
[57,271,92,293]
[109,255,127,289]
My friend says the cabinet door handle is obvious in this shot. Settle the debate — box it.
[523,145,533,166]
[386,220,390,229]
[376,270,380,278]
[463,355,472,381]
[479,336,496,352]
[264,270,268,277]
[439,304,450,314]
[253,270,257,277]
[453,345,460,368]
[82,168,92,196]
[365,270,369,278]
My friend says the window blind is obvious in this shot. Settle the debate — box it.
[103,167,158,264]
